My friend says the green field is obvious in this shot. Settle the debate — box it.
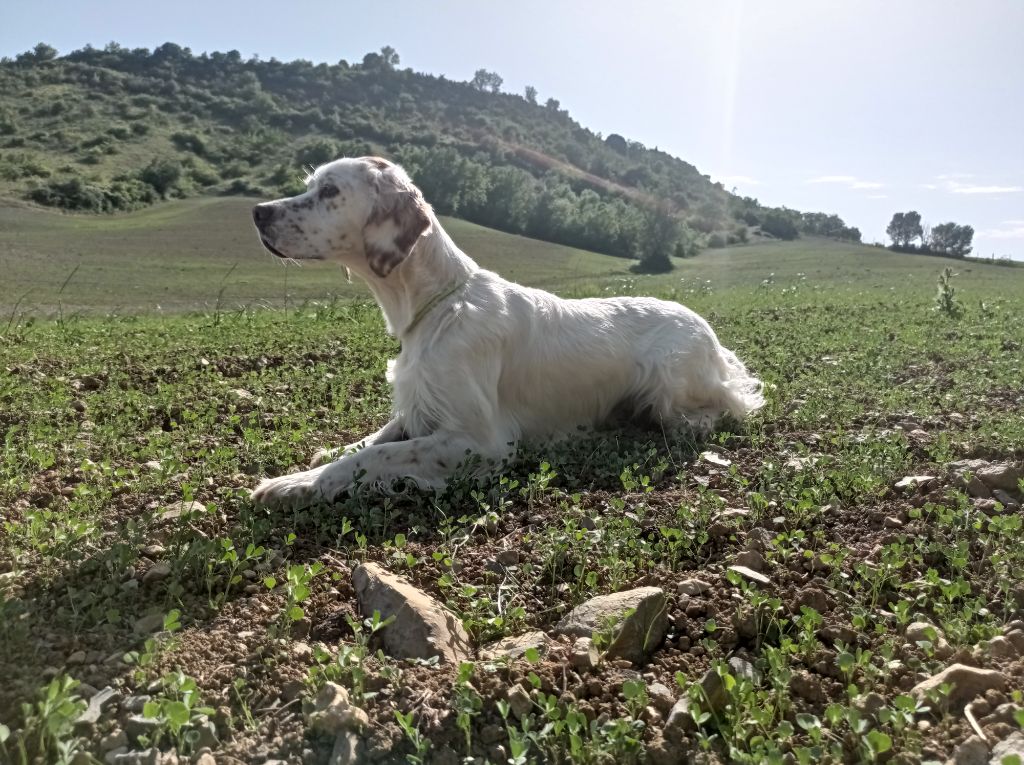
[2,204,1024,765]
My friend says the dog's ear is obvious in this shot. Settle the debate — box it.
[363,167,432,278]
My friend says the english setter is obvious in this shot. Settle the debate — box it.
[250,157,764,507]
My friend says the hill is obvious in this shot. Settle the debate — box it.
[0,42,862,268]
[2,196,1019,317]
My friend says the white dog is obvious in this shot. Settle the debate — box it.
[250,157,763,507]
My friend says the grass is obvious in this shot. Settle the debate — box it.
[1,206,1023,764]
[0,198,629,315]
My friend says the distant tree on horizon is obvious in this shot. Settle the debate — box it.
[931,222,974,257]
[886,211,923,248]
[524,85,537,104]
[471,69,503,93]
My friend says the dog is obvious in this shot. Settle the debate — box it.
[250,157,764,507]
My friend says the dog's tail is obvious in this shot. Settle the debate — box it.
[713,345,765,420]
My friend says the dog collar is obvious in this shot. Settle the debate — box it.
[404,278,468,337]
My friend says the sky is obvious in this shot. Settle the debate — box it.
[3,0,1023,258]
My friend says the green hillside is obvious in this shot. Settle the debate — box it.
[0,42,861,271]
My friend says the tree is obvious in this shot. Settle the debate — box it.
[605,134,628,155]
[761,211,799,240]
[470,69,503,93]
[140,157,182,197]
[634,204,678,273]
[545,97,561,111]
[886,211,923,248]
[379,46,400,69]
[524,85,537,104]
[931,222,974,257]
[16,43,58,63]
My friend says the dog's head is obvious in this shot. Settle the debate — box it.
[252,157,432,278]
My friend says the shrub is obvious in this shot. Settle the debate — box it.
[707,233,727,248]
[140,157,183,197]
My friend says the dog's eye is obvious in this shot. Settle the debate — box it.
[319,184,340,200]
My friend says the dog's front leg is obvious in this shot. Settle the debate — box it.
[310,417,406,467]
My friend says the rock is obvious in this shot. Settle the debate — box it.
[132,613,165,634]
[124,715,160,743]
[794,587,829,614]
[895,475,935,490]
[194,755,217,765]
[949,460,1024,493]
[732,549,766,572]
[507,684,532,720]
[480,631,551,661]
[122,695,150,713]
[554,587,668,663]
[67,650,87,665]
[101,729,128,751]
[309,683,369,735]
[570,637,599,670]
[140,544,165,558]
[158,500,205,521]
[74,686,116,727]
[910,664,1007,710]
[790,671,825,703]
[111,749,161,765]
[676,578,713,597]
[647,682,676,714]
[701,451,731,467]
[329,732,363,765]
[104,748,128,765]
[965,477,993,498]
[191,718,218,749]
[745,527,775,552]
[979,703,1023,728]
[728,657,761,685]
[352,562,472,664]
[664,697,697,737]
[984,636,1019,660]
[726,565,770,586]
[906,621,954,659]
[990,732,1024,765]
[992,489,1020,509]
[1004,630,1024,654]
[854,692,886,719]
[883,515,904,528]
[142,561,171,584]
[948,735,988,765]
[494,549,520,567]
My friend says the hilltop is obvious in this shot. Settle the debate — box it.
[0,42,861,269]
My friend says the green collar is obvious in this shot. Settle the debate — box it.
[404,279,468,337]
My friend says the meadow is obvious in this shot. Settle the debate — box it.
[1,204,1023,764]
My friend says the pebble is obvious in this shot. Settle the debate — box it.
[570,637,599,670]
[101,729,128,751]
[726,565,770,586]
[732,549,766,572]
[142,561,171,584]
[133,613,165,634]
[507,683,532,720]
[676,578,712,596]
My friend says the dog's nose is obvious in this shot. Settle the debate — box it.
[252,203,275,228]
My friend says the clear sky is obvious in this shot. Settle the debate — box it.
[3,0,1022,258]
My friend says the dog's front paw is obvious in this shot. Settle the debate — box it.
[251,469,323,508]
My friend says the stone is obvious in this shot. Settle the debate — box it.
[790,671,825,703]
[193,756,216,765]
[124,715,160,743]
[74,686,116,727]
[732,549,766,572]
[948,735,988,765]
[676,578,713,597]
[1004,630,1024,655]
[494,549,520,567]
[794,587,829,614]
[328,732,363,765]
[895,475,935,490]
[158,500,205,522]
[974,462,1024,492]
[554,587,668,664]
[133,613,165,634]
[507,683,532,720]
[309,683,369,735]
[728,656,761,685]
[993,489,1021,509]
[727,565,770,586]
[664,698,697,737]
[142,561,171,584]
[854,692,886,719]
[990,732,1024,765]
[352,562,472,664]
[67,650,87,665]
[122,695,150,713]
[984,636,1019,660]
[480,630,551,661]
[647,682,676,714]
[101,729,128,751]
[883,515,904,528]
[570,637,599,670]
[104,748,128,765]
[910,664,1007,710]
[906,621,954,659]
[701,451,731,467]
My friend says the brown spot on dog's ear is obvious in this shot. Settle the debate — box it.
[362,167,432,278]
[362,156,394,170]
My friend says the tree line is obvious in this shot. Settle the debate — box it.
[886,211,974,258]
